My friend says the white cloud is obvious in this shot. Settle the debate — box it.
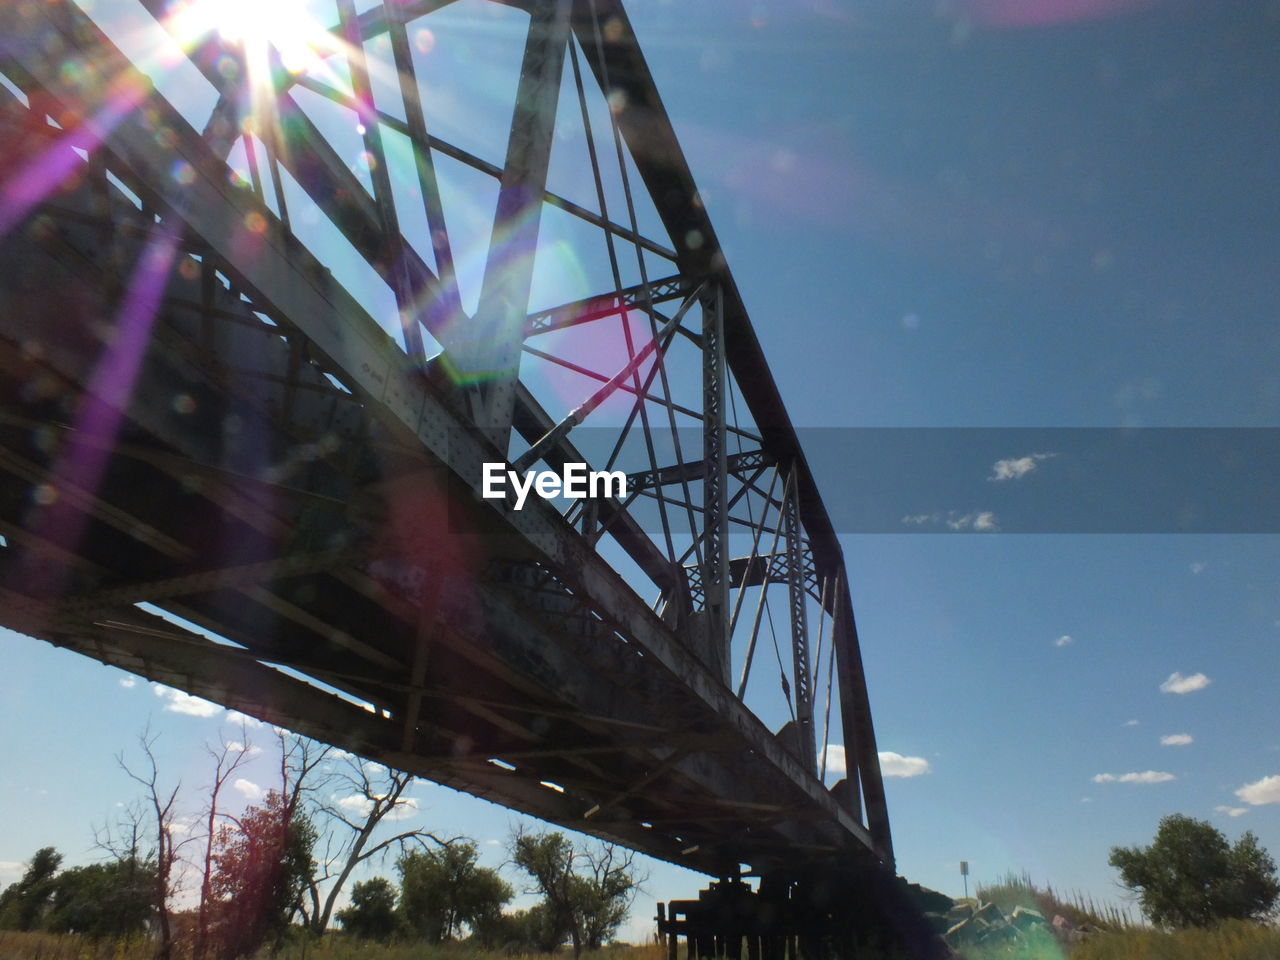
[901,511,998,532]
[119,676,137,689]
[1160,672,1211,695]
[225,711,263,729]
[384,797,420,821]
[1215,805,1248,818]
[1054,635,1073,648]
[170,814,202,836]
[822,745,847,776]
[972,512,999,532]
[947,511,1000,532]
[0,860,23,886]
[1190,562,1208,575]
[878,751,932,778]
[1092,771,1176,784]
[233,778,264,801]
[1236,774,1280,806]
[153,684,223,718]
[227,741,262,757]
[1124,719,1140,727]
[335,793,420,821]
[989,452,1056,482]
[1160,734,1194,747]
[337,794,374,817]
[824,745,931,779]
[1080,797,1093,804]
[901,513,940,527]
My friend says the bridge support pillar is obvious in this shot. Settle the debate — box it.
[657,868,954,960]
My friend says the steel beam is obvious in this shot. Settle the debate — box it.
[782,464,816,772]
[526,274,684,336]
[699,285,729,680]
[462,0,572,440]
[1,0,896,879]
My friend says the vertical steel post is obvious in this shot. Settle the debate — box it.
[384,2,463,332]
[783,464,816,771]
[702,284,730,682]
[337,0,425,360]
[461,0,572,445]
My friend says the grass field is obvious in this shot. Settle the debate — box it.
[7,922,1280,960]
[0,931,666,960]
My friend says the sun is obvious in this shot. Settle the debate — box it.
[172,0,331,78]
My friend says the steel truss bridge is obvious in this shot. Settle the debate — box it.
[0,1,945,955]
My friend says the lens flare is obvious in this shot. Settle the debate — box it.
[174,0,325,74]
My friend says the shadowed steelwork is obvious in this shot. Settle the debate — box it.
[0,2,936,952]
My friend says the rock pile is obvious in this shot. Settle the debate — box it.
[925,898,1052,950]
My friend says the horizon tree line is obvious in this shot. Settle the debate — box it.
[0,723,641,959]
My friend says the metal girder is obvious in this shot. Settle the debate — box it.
[462,0,572,438]
[832,580,893,865]
[0,0,878,872]
[699,285,729,676]
[726,553,782,591]
[569,0,853,584]
[782,464,816,773]
[511,384,679,594]
[336,0,424,358]
[628,448,773,492]
[567,5,889,828]
[0,0,897,879]
[526,274,685,336]
[61,548,366,613]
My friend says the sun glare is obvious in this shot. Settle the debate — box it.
[174,0,330,76]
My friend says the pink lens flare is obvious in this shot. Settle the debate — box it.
[968,0,1165,28]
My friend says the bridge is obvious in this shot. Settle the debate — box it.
[0,1,945,955]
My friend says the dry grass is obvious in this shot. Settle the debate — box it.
[1069,920,1280,960]
[11,923,1280,960]
[262,941,665,960]
[974,872,1135,933]
[0,931,665,960]
[0,930,152,959]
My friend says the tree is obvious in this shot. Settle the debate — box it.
[571,841,640,950]
[0,846,62,931]
[398,840,512,942]
[117,728,184,960]
[476,903,561,952]
[304,755,451,934]
[207,790,317,959]
[0,847,155,941]
[193,729,255,960]
[335,877,399,941]
[1109,814,1280,928]
[509,829,641,955]
[45,857,156,939]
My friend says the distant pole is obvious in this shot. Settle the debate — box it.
[960,861,969,899]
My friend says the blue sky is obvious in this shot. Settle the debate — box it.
[3,0,1280,940]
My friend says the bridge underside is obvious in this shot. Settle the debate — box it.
[0,0,897,893]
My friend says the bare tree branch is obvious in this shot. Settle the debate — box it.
[117,724,182,960]
[193,722,255,960]
[304,754,448,933]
